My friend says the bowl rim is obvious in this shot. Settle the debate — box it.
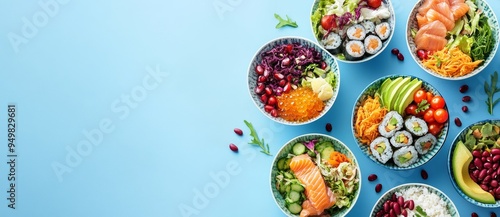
[269,133,362,216]
[447,119,500,208]
[370,182,459,216]
[405,0,499,80]
[350,74,449,170]
[247,36,341,126]
[309,0,396,63]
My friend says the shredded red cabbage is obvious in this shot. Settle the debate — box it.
[259,43,324,95]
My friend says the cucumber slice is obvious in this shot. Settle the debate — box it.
[284,158,291,170]
[279,183,287,194]
[288,203,302,214]
[316,141,334,153]
[320,146,335,160]
[287,191,301,203]
[292,143,306,155]
[277,158,287,171]
[290,184,304,192]
[284,172,294,179]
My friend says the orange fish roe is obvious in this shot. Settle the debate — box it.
[277,87,324,122]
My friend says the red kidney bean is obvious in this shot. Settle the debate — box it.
[462,106,469,112]
[483,156,488,162]
[325,123,332,132]
[488,156,494,162]
[491,180,498,188]
[474,158,483,169]
[481,184,489,191]
[495,187,500,195]
[460,84,469,93]
[455,117,462,127]
[391,193,397,202]
[408,200,415,210]
[391,48,400,55]
[397,53,404,61]
[234,128,243,136]
[421,169,429,179]
[479,169,488,180]
[473,150,482,158]
[493,162,499,170]
[384,201,391,212]
[368,174,378,181]
[493,155,500,162]
[491,212,497,217]
[471,174,478,182]
[401,209,408,217]
[397,196,404,207]
[375,184,382,192]
[389,209,395,217]
[393,202,401,215]
[472,212,479,217]
[484,150,491,157]
[492,148,500,155]
[229,143,238,152]
[463,96,471,102]
[485,162,493,169]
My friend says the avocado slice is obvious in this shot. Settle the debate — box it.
[381,77,403,109]
[378,78,392,106]
[386,77,411,111]
[375,142,387,154]
[452,141,496,204]
[394,78,423,114]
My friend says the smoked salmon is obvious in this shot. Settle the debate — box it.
[289,154,336,217]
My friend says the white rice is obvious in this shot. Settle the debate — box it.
[395,186,451,217]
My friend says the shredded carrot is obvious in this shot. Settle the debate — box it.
[328,151,350,167]
[354,95,388,145]
[422,47,483,77]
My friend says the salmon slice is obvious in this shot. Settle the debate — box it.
[418,0,450,16]
[426,8,455,30]
[451,2,469,20]
[416,33,448,51]
[417,20,447,37]
[449,0,465,5]
[435,2,454,22]
[416,13,430,29]
[289,154,335,217]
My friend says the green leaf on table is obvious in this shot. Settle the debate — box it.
[274,13,298,29]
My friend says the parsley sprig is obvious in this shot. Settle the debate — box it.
[244,120,272,156]
[274,14,298,29]
[484,71,500,115]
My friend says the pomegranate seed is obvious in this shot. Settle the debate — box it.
[283,82,292,93]
[268,96,277,106]
[397,53,404,61]
[279,79,287,87]
[368,174,378,181]
[264,105,274,113]
[260,94,268,104]
[472,212,479,217]
[455,117,462,127]
[421,169,429,179]
[270,109,278,117]
[460,84,469,93]
[274,73,285,80]
[391,48,399,55]
[375,184,383,193]
[320,61,327,69]
[463,96,471,102]
[255,83,265,95]
[258,75,267,83]
[229,143,238,152]
[462,106,469,112]
[491,212,497,217]
[255,65,264,75]
[286,75,293,82]
[265,87,273,96]
[234,128,243,136]
[325,123,332,132]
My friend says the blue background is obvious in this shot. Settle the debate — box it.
[1,0,500,216]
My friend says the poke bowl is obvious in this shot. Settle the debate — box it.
[371,183,459,216]
[448,119,500,208]
[406,0,499,80]
[248,36,340,125]
[352,75,449,170]
[270,133,361,216]
[310,0,396,63]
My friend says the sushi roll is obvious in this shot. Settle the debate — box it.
[343,40,365,61]
[414,133,437,155]
[378,111,403,138]
[321,32,342,54]
[362,20,375,34]
[364,35,382,55]
[390,130,413,148]
[393,146,418,167]
[370,137,393,164]
[346,24,366,41]
[404,116,428,136]
[375,22,391,41]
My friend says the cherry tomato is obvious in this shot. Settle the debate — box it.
[414,89,427,103]
[434,108,449,123]
[423,108,435,123]
[430,96,446,109]
[426,92,434,103]
[405,104,418,116]
[367,0,382,8]
[428,122,443,136]
[321,15,337,31]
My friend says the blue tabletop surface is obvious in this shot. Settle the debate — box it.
[1,0,500,216]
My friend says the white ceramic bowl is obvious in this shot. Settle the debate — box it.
[406,0,499,80]
[248,36,340,125]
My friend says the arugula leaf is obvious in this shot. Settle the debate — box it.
[416,100,430,113]
[244,120,272,156]
[274,13,298,29]
[484,71,500,115]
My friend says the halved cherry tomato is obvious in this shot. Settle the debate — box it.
[423,108,435,123]
[430,96,446,109]
[405,104,418,116]
[428,122,443,136]
[434,108,449,123]
[367,0,382,8]
[426,92,434,103]
[414,89,427,103]
[321,15,337,31]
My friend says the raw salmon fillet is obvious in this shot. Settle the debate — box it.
[451,2,469,20]
[426,8,455,30]
[415,20,448,51]
[418,0,450,16]
[289,154,335,217]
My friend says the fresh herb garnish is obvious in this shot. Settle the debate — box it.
[274,14,298,29]
[484,71,500,115]
[416,99,430,113]
[434,55,442,68]
[244,120,272,155]
[415,205,428,217]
